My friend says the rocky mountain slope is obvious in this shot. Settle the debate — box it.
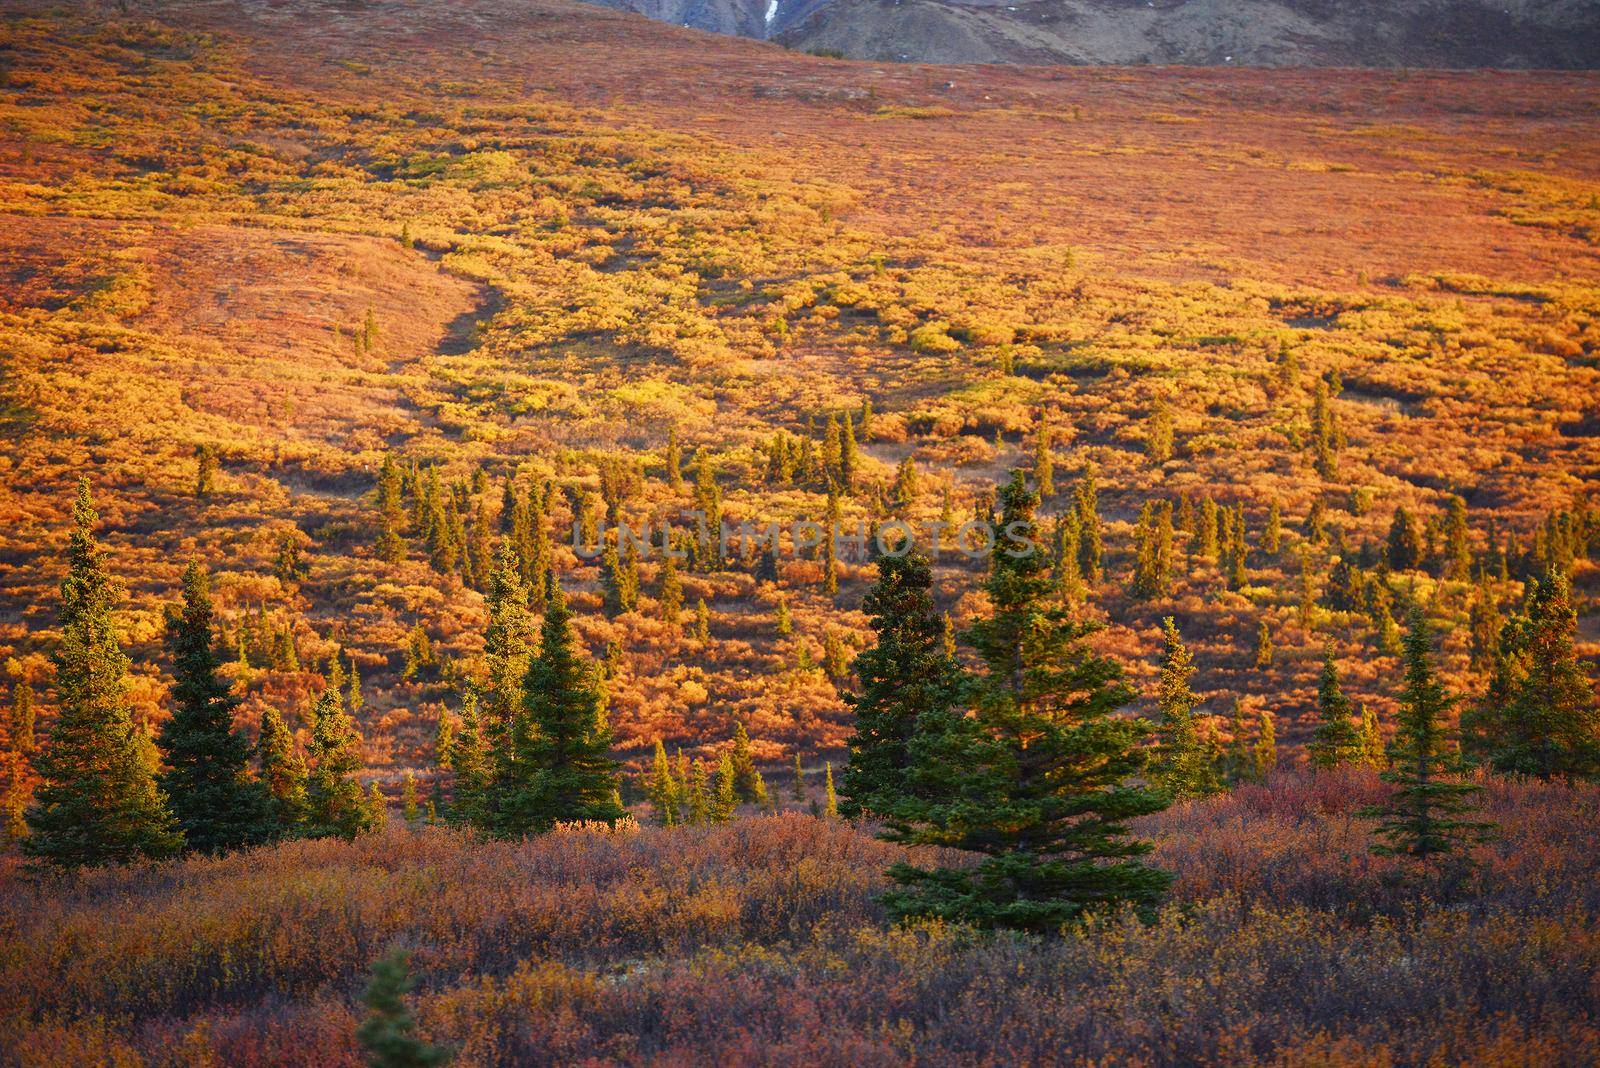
[584,0,1600,66]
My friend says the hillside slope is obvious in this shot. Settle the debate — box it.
[0,0,1596,777]
[582,0,1600,67]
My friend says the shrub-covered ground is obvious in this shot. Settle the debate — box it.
[3,771,1597,1066]
[0,0,1596,788]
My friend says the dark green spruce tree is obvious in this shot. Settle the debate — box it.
[1308,646,1364,770]
[1153,618,1221,799]
[839,546,960,819]
[883,471,1171,932]
[356,948,452,1068]
[304,682,376,840]
[1463,569,1600,780]
[498,577,624,834]
[1365,607,1493,864]
[25,481,181,866]
[257,706,308,832]
[157,562,274,853]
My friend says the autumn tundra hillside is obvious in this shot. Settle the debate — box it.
[0,0,1595,777]
[1,0,1599,1063]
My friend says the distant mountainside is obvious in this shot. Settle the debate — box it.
[584,0,1600,67]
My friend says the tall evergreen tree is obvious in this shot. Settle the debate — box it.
[481,547,530,769]
[1388,506,1423,571]
[375,454,406,564]
[304,685,375,840]
[1145,398,1174,466]
[1463,569,1600,780]
[25,481,181,866]
[446,692,492,828]
[1253,618,1275,668]
[645,738,679,826]
[839,411,859,488]
[839,548,959,818]
[1074,469,1103,582]
[1131,501,1173,599]
[1253,708,1277,781]
[664,428,683,490]
[1443,495,1472,581]
[657,551,683,626]
[194,444,218,498]
[729,721,761,802]
[883,471,1171,932]
[1033,417,1054,497]
[1308,646,1363,769]
[1358,704,1387,769]
[1153,618,1221,799]
[1366,608,1493,862]
[3,680,36,839]
[157,562,274,854]
[1263,499,1283,556]
[257,706,307,833]
[710,750,738,822]
[1310,378,1338,480]
[498,579,624,833]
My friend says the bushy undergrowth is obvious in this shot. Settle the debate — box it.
[4,772,1596,1066]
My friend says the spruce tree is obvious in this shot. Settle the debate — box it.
[257,706,307,833]
[729,722,761,802]
[1074,469,1103,581]
[664,428,683,490]
[402,771,420,823]
[481,547,530,788]
[157,562,274,854]
[883,471,1170,932]
[823,761,838,818]
[710,750,738,822]
[304,685,375,840]
[1253,618,1275,668]
[1310,379,1337,480]
[446,693,492,828]
[791,752,807,803]
[375,454,406,564]
[1263,499,1283,556]
[1464,569,1600,780]
[25,481,181,866]
[356,949,451,1068]
[1366,608,1492,862]
[685,758,710,825]
[1443,495,1472,581]
[1308,646,1363,769]
[1153,618,1221,799]
[369,783,388,831]
[1253,708,1277,780]
[694,598,711,643]
[657,551,683,625]
[433,706,455,772]
[1358,704,1387,769]
[1388,507,1422,571]
[1132,501,1173,599]
[195,444,218,498]
[839,411,859,488]
[839,547,959,818]
[499,579,623,833]
[1145,398,1174,465]
[1468,576,1501,673]
[645,739,679,825]
[3,680,36,839]
[1033,418,1054,497]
